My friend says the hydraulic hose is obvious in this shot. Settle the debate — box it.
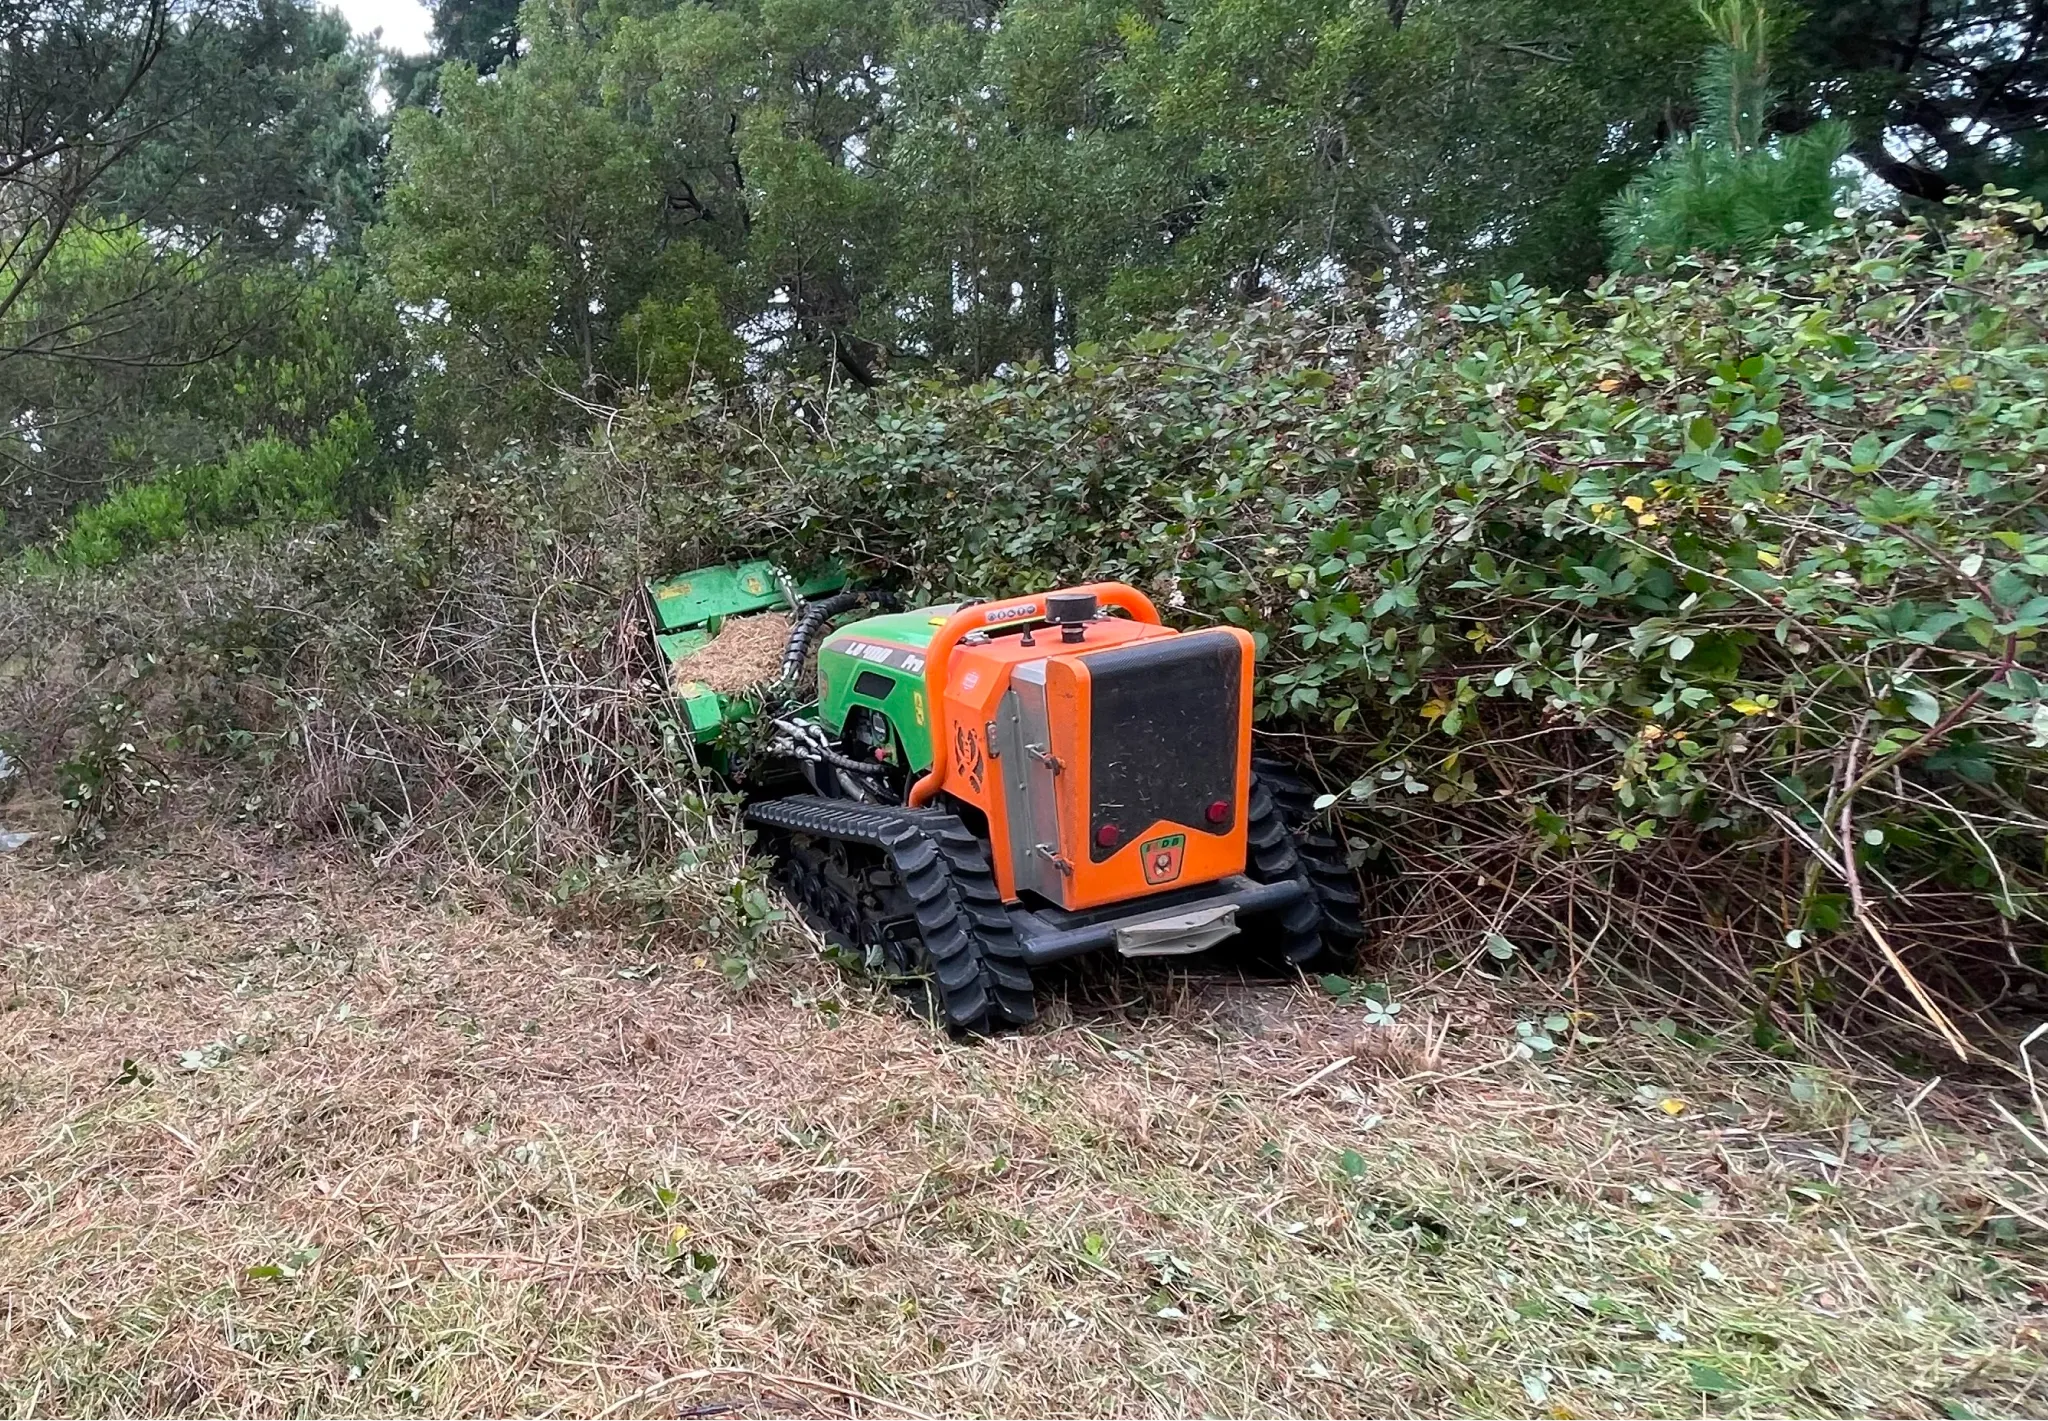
[777,587,901,688]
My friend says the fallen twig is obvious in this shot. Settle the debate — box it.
[588,1367,933,1420]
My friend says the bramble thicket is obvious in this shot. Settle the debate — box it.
[6,0,2048,1060]
[623,199,2048,1058]
[5,196,2045,1062]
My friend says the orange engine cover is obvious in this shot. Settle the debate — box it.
[936,618,1254,910]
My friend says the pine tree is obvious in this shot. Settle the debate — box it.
[1604,0,1852,270]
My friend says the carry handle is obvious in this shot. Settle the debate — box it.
[907,582,1161,808]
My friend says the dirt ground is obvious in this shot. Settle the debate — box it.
[2,826,2044,1418]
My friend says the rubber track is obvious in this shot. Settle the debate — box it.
[746,796,1036,1033]
[1243,755,1367,970]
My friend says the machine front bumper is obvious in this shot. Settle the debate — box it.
[1006,874,1311,966]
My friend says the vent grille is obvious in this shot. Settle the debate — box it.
[1084,631,1241,862]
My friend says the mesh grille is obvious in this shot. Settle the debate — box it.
[1084,630,1241,862]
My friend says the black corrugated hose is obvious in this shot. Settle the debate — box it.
[778,588,902,688]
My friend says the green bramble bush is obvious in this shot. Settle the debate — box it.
[627,195,2048,1055]
[6,196,2043,1055]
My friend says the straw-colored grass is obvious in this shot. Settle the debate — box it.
[2,825,2043,1418]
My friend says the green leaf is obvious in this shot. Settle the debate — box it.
[1687,1362,1741,1395]
[1900,687,1942,726]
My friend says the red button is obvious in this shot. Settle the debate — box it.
[1205,800,1230,825]
[1096,823,1121,849]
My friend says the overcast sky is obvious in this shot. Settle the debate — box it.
[333,0,433,55]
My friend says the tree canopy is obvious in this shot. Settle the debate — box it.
[5,0,2047,544]
[1784,0,2048,203]
[1,0,393,543]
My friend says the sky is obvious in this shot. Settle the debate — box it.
[333,0,434,55]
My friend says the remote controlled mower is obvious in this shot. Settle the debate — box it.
[647,561,1363,1032]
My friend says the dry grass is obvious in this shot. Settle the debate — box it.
[2,824,2045,1419]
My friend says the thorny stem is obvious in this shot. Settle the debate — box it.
[1835,721,1970,1059]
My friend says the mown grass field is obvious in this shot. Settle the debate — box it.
[2,823,2044,1418]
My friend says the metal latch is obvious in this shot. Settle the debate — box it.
[1026,743,1063,773]
[1034,844,1074,875]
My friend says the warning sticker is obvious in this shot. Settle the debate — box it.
[1139,832,1186,885]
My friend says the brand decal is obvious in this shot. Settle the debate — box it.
[826,637,926,676]
[1139,833,1186,886]
[954,723,986,794]
[982,602,1040,625]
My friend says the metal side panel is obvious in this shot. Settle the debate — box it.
[645,562,785,632]
[995,660,1065,903]
[645,561,846,633]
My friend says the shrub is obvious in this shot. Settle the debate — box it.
[0,461,768,944]
[623,195,2048,1058]
[52,410,379,569]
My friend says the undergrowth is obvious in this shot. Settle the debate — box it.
[2,198,2045,1072]
[35,410,383,571]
